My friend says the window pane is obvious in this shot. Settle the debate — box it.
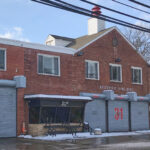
[95,63,98,79]
[139,70,141,83]
[70,107,84,123]
[86,61,98,79]
[38,55,59,75]
[40,107,56,123]
[54,57,59,75]
[29,107,40,124]
[0,50,5,70]
[118,67,121,81]
[55,107,70,123]
[38,55,43,73]
[113,66,117,80]
[43,56,53,74]
[85,62,88,78]
[110,65,121,81]
[132,68,142,84]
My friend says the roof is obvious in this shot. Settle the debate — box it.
[50,34,75,42]
[67,27,113,49]
[24,94,92,102]
[0,37,76,55]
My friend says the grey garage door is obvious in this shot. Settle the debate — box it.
[84,99,106,132]
[0,87,16,137]
[130,101,149,131]
[108,100,129,132]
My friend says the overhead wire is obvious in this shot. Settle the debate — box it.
[129,0,150,9]
[55,0,150,32]
[80,0,150,23]
[31,0,150,33]
[112,0,150,15]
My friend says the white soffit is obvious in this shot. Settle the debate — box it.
[0,37,76,55]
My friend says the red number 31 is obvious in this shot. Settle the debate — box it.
[114,107,123,120]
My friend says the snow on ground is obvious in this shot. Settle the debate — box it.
[18,130,150,141]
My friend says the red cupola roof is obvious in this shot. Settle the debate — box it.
[92,6,101,16]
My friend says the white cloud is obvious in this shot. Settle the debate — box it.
[0,27,30,42]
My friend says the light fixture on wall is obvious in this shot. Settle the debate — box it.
[115,58,121,62]
[77,51,84,56]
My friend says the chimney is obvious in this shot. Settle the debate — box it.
[88,6,105,35]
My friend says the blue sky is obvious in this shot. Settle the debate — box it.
[0,0,150,44]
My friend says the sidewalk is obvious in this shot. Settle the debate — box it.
[18,130,150,141]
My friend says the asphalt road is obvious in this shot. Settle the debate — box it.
[1,134,150,150]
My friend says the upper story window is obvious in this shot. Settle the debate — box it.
[0,49,6,71]
[110,64,122,82]
[38,54,60,76]
[85,60,99,80]
[131,67,142,84]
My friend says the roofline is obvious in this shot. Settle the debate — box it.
[24,94,92,101]
[74,26,148,64]
[114,27,148,64]
[0,37,76,55]
[74,27,115,55]
[49,34,74,41]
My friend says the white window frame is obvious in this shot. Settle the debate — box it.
[109,63,122,83]
[131,66,142,85]
[0,48,6,71]
[85,60,99,80]
[37,53,60,76]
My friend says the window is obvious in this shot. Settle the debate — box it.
[131,67,142,84]
[29,107,40,124]
[85,60,99,80]
[30,106,84,124]
[70,107,84,123]
[38,54,60,76]
[110,64,122,82]
[0,49,6,70]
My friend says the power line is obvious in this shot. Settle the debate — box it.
[55,0,150,32]
[31,0,150,33]
[112,0,150,15]
[80,0,150,23]
[129,0,150,9]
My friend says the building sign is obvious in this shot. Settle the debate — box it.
[61,101,69,107]
[114,107,123,120]
[100,85,133,92]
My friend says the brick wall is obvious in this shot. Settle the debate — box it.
[0,44,24,79]
[0,28,150,135]
[24,29,150,96]
[70,29,150,96]
[0,44,25,135]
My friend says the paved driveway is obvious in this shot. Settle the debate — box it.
[1,134,150,150]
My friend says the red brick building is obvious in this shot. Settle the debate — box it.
[0,18,149,137]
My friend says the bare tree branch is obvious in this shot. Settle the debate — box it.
[124,26,150,62]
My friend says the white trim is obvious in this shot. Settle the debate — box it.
[37,53,61,77]
[131,66,142,85]
[24,94,92,101]
[0,48,6,71]
[109,63,122,83]
[85,60,99,80]
[0,37,76,55]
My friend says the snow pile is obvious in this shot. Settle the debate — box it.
[19,130,150,141]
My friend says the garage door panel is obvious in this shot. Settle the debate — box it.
[0,87,16,138]
[108,101,129,132]
[84,100,106,132]
[130,102,149,131]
